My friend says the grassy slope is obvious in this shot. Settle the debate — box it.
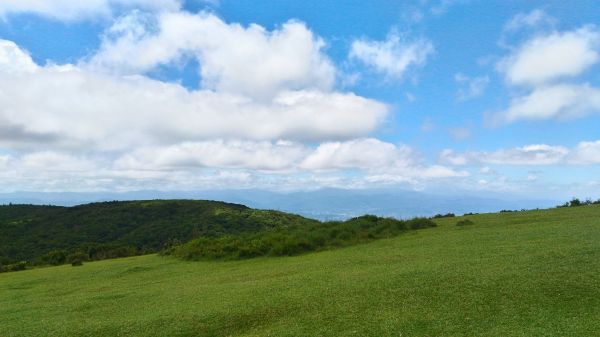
[1,206,600,337]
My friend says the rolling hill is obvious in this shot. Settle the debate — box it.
[0,200,317,264]
[1,205,599,336]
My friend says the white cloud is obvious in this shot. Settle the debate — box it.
[0,12,468,192]
[571,140,600,164]
[480,166,495,175]
[501,84,600,122]
[440,145,569,166]
[115,138,467,178]
[504,9,556,32]
[0,139,467,192]
[0,39,387,151]
[0,154,11,168]
[300,138,413,171]
[0,40,38,73]
[19,152,97,171]
[0,0,181,21]
[454,73,489,100]
[90,11,336,99]
[496,26,600,123]
[441,141,600,166]
[499,26,600,86]
[349,31,434,79]
[300,139,469,182]
[478,144,569,165]
[439,149,468,166]
[115,140,309,172]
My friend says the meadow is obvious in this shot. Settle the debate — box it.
[1,205,600,336]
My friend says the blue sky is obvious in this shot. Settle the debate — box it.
[0,0,599,199]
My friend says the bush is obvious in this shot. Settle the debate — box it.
[86,244,138,260]
[6,261,27,272]
[433,213,455,218]
[456,219,475,227]
[170,214,437,261]
[43,250,68,266]
[559,198,600,207]
[68,251,88,267]
[407,218,437,230]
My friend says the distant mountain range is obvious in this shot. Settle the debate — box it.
[0,188,559,220]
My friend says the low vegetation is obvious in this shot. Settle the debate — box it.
[166,216,436,260]
[456,219,474,226]
[559,197,600,208]
[433,213,455,218]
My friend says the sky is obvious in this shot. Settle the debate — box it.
[0,0,599,199]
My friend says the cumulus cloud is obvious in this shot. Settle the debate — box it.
[0,0,181,21]
[495,26,600,123]
[90,11,336,99]
[0,40,38,73]
[0,38,387,151]
[349,31,434,79]
[501,84,600,122]
[299,139,468,183]
[441,141,600,166]
[499,26,600,86]
[0,28,465,191]
[301,138,413,170]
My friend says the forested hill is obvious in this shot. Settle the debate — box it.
[0,200,318,265]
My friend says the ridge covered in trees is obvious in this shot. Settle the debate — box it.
[0,199,438,272]
[0,200,317,271]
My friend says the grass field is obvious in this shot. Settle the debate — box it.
[2,205,600,336]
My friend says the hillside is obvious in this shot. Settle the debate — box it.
[1,205,599,336]
[0,200,318,264]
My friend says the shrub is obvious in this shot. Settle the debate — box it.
[407,218,437,230]
[456,219,475,227]
[170,214,437,261]
[560,198,597,207]
[68,251,88,267]
[6,261,27,272]
[433,213,455,218]
[43,250,68,266]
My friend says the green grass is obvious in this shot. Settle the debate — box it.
[2,205,600,336]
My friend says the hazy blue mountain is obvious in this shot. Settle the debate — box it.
[0,189,559,220]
